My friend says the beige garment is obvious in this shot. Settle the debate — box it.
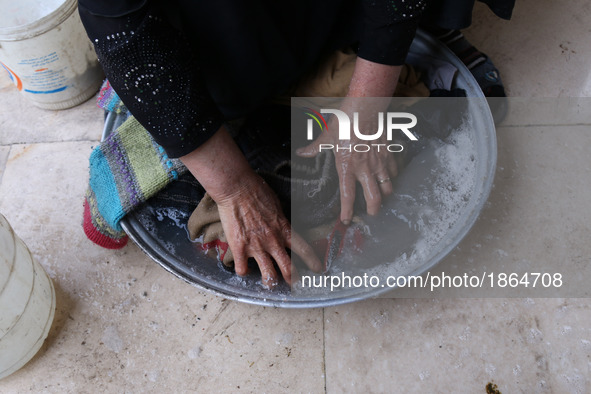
[188,194,234,267]
[295,49,430,99]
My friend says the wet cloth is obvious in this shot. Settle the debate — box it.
[187,194,233,265]
[185,52,434,267]
[294,49,430,99]
[187,106,341,267]
[186,104,368,269]
[187,192,367,270]
[83,55,453,252]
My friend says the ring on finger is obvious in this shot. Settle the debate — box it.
[377,177,391,185]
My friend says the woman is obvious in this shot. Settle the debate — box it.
[79,0,513,288]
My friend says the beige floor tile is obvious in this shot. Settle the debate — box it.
[0,142,324,392]
[424,124,591,298]
[324,298,590,393]
[466,0,591,97]
[323,121,591,391]
[2,0,590,390]
[0,71,103,145]
[353,122,591,300]
[0,142,95,240]
[501,98,591,127]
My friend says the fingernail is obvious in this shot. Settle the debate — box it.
[342,219,351,226]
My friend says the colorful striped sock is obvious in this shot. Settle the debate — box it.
[97,80,128,114]
[83,115,187,249]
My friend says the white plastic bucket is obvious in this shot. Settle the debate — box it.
[0,213,56,380]
[0,0,103,110]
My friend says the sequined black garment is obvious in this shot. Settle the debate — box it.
[79,2,224,158]
[422,0,515,29]
[79,0,428,158]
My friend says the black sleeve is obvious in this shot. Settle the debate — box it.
[357,0,428,66]
[78,1,225,158]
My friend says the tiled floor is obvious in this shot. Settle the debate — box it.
[1,0,590,392]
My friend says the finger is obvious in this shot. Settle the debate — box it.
[233,247,249,277]
[270,245,293,286]
[359,172,382,216]
[255,252,279,289]
[286,230,323,273]
[339,172,356,225]
[387,153,399,178]
[375,170,393,196]
[296,131,331,158]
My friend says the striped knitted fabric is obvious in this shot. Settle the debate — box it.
[97,79,128,114]
[83,116,187,249]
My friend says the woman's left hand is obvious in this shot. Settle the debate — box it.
[296,57,404,224]
[297,104,399,224]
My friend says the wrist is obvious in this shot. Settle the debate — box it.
[180,125,256,202]
[347,57,402,98]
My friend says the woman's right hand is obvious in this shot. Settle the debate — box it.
[216,171,322,288]
[181,125,322,288]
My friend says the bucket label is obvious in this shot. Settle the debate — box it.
[11,52,68,94]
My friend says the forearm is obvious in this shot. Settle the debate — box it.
[179,125,256,202]
[347,57,402,98]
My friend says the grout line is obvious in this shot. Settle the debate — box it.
[0,145,11,191]
[0,138,101,147]
[499,123,591,128]
[322,307,327,393]
[0,139,97,190]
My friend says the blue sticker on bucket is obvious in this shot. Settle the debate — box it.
[24,86,67,94]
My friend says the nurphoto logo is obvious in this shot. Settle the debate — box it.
[305,108,418,152]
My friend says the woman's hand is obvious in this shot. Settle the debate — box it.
[297,58,404,224]
[297,105,399,224]
[181,125,322,288]
[216,172,322,288]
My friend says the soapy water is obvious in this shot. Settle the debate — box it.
[132,114,479,297]
[138,206,227,265]
[154,207,188,229]
[293,115,478,294]
[137,206,188,256]
[382,123,475,272]
[136,204,293,295]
